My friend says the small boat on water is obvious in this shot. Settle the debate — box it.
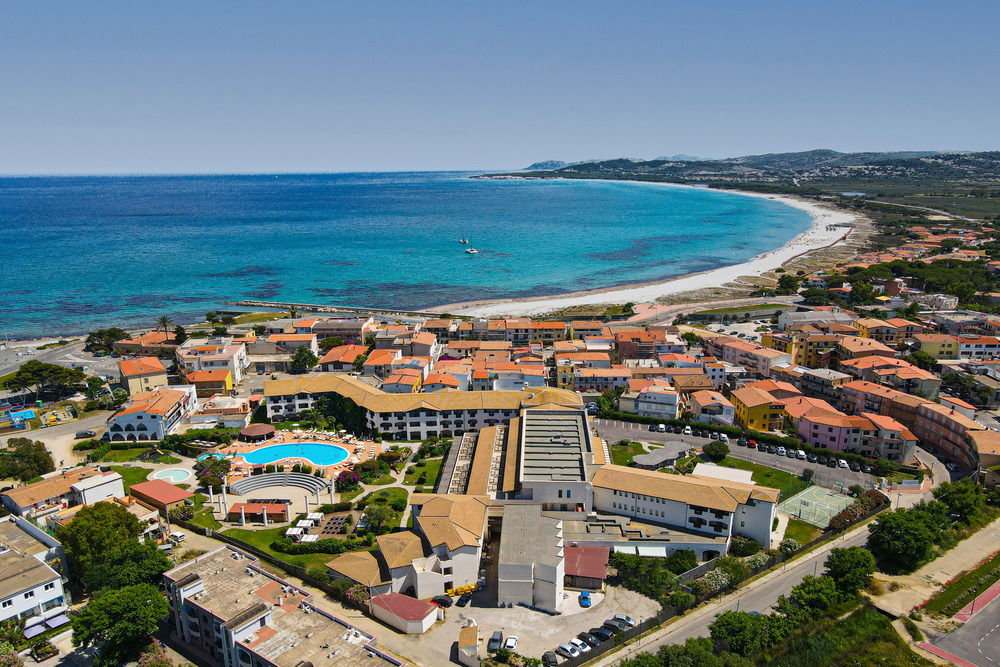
[465,247,479,254]
[459,237,469,244]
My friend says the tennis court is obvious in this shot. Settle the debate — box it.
[777,486,854,528]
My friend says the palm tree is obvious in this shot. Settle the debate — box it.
[156,315,173,338]
[288,308,299,319]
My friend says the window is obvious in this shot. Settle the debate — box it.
[1,600,10,609]
[44,583,55,591]
[24,591,34,599]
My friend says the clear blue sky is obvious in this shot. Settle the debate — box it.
[2,1,998,174]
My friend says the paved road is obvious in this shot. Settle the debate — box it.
[625,295,804,325]
[0,340,88,378]
[934,599,1000,666]
[592,419,877,491]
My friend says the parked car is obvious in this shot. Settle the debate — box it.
[683,425,693,436]
[431,595,453,607]
[557,643,581,658]
[74,430,96,439]
[542,652,559,666]
[736,437,747,446]
[504,636,519,651]
[657,423,666,433]
[569,638,592,653]
[578,632,602,647]
[719,433,729,443]
[747,440,757,449]
[817,456,827,465]
[488,632,504,652]
[603,619,629,632]
[456,593,472,607]
[786,448,797,458]
[849,461,861,472]
[826,458,838,468]
[776,446,786,456]
[709,431,719,440]
[838,459,849,469]
[806,454,817,463]
[613,613,637,627]
[590,627,614,641]
[797,450,807,459]
[863,465,873,474]
[579,590,591,607]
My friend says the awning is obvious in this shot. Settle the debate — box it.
[612,545,638,555]
[45,614,70,629]
[24,624,46,638]
[636,546,667,558]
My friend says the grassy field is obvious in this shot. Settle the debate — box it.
[759,603,931,666]
[924,550,1000,616]
[610,440,646,466]
[718,456,811,498]
[404,457,443,487]
[784,517,822,544]
[222,526,337,573]
[98,447,147,462]
[190,493,222,530]
[367,473,397,486]
[233,312,286,324]
[110,465,153,490]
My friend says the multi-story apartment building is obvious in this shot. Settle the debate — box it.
[799,367,852,403]
[118,356,169,396]
[263,373,581,439]
[105,385,198,442]
[688,390,735,425]
[730,386,784,431]
[0,518,68,635]
[176,337,249,385]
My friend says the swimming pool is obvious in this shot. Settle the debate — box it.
[239,442,350,467]
[153,468,193,483]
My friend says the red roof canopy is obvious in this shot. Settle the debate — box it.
[564,545,610,580]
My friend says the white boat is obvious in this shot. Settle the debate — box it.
[459,237,469,244]
[465,247,479,254]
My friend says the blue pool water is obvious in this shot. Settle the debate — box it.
[8,409,35,420]
[153,468,193,483]
[240,442,350,467]
[0,172,811,338]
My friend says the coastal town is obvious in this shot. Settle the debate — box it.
[3,209,1000,666]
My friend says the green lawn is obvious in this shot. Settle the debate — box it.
[366,473,397,486]
[925,550,1000,616]
[404,457,443,486]
[222,526,337,573]
[695,303,787,315]
[154,454,183,464]
[759,603,931,666]
[610,441,647,466]
[98,447,147,462]
[717,456,810,498]
[887,470,918,484]
[233,312,286,323]
[190,493,222,530]
[110,465,152,490]
[784,518,822,544]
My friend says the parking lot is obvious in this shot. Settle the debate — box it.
[592,419,878,492]
[702,320,768,342]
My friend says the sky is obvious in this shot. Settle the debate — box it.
[1,1,998,174]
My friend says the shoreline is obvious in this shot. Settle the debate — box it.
[427,179,863,317]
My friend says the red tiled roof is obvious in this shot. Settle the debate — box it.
[564,545,610,580]
[370,592,437,621]
[130,479,194,505]
[118,356,166,377]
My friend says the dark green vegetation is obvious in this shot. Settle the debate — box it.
[71,584,170,667]
[505,150,1000,220]
[619,547,910,667]
[1,360,84,396]
[0,438,54,481]
[924,550,1000,616]
[867,479,997,574]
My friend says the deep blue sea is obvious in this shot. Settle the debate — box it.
[0,172,810,338]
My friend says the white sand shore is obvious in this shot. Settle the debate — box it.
[431,180,860,317]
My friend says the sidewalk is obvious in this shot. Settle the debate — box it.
[916,642,980,667]
[871,515,1000,617]
[955,577,1000,623]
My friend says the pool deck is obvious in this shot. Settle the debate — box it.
[217,430,383,483]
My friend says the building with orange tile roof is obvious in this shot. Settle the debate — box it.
[317,343,369,372]
[105,385,198,441]
[746,379,801,401]
[912,333,961,359]
[176,336,250,384]
[112,330,178,355]
[186,369,233,397]
[730,386,784,431]
[689,390,735,426]
[380,368,423,394]
[118,356,168,395]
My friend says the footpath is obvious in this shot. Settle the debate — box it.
[870,515,1000,617]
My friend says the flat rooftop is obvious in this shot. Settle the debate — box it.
[0,519,49,558]
[552,512,728,546]
[164,547,390,667]
[519,409,592,483]
[499,504,563,567]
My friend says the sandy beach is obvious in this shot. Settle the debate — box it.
[429,180,861,317]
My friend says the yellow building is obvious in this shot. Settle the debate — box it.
[912,333,960,359]
[730,386,784,432]
[186,369,233,397]
[118,357,169,396]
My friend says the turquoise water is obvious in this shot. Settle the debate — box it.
[0,173,811,337]
[240,442,350,466]
[153,468,193,483]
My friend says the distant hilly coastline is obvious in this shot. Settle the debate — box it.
[514,149,1000,185]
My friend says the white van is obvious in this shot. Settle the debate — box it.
[657,424,667,433]
[682,425,693,436]
[169,531,186,543]
[796,450,807,459]
[719,434,729,444]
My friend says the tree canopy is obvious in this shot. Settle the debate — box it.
[290,346,319,373]
[84,327,129,353]
[4,360,84,396]
[82,541,172,592]
[823,546,876,595]
[0,438,55,481]
[932,478,986,525]
[866,505,938,574]
[71,584,169,665]
[56,502,144,578]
